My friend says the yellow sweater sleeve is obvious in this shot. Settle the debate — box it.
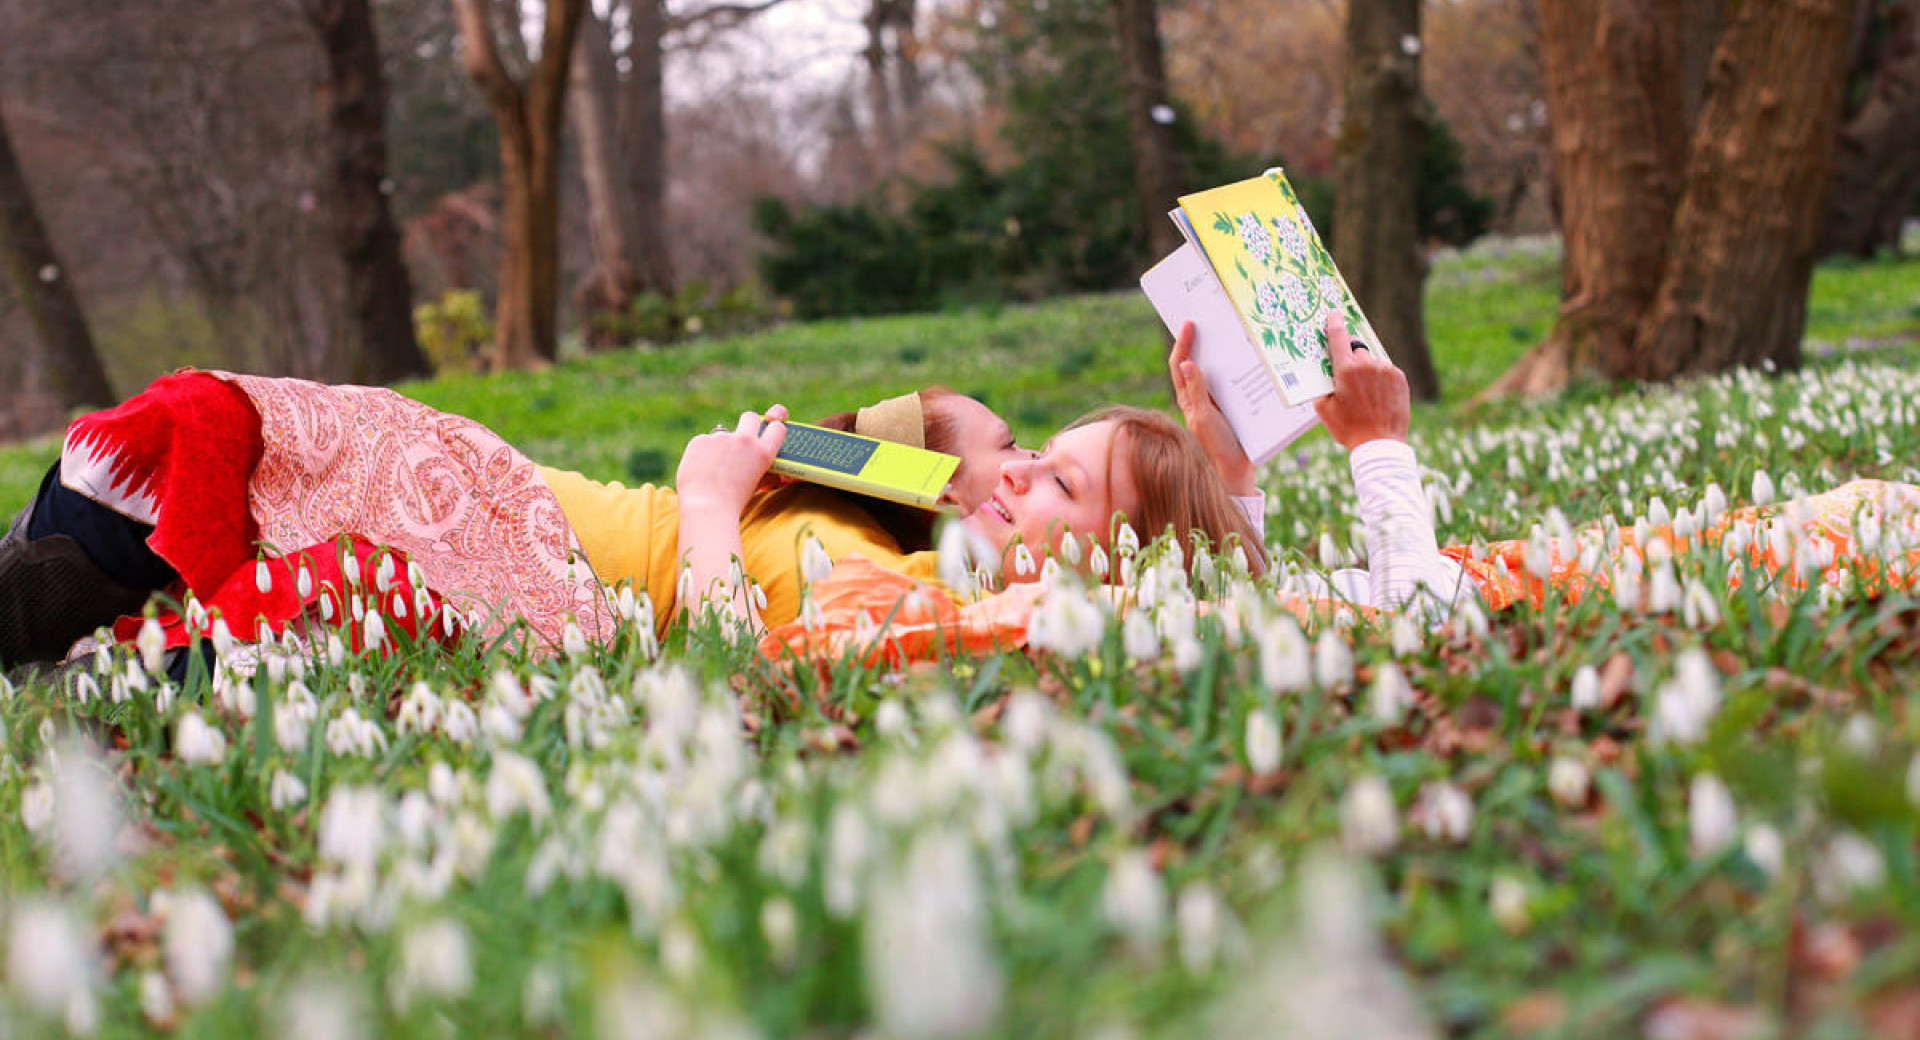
[537,466,682,615]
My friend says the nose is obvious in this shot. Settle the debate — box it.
[1000,454,1032,493]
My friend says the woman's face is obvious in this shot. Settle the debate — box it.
[933,395,1032,513]
[962,420,1141,582]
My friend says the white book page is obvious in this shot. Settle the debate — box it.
[1140,243,1321,465]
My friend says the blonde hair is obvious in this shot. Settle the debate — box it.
[1072,405,1268,578]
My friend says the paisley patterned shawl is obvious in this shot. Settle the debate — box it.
[219,372,613,650]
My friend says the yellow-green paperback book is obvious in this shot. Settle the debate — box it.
[770,422,961,510]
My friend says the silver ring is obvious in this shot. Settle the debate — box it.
[710,423,728,434]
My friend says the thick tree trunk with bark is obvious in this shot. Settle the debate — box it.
[0,107,114,410]
[1110,0,1183,261]
[1634,0,1855,377]
[571,10,640,347]
[303,0,433,384]
[622,0,674,296]
[1334,0,1438,401]
[1822,1,1920,257]
[452,0,585,371]
[1490,0,1691,396]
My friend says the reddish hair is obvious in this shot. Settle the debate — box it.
[1072,405,1268,578]
[810,387,961,551]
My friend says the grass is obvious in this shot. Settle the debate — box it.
[1,242,1919,1038]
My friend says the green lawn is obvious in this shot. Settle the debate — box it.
[2,244,1920,1038]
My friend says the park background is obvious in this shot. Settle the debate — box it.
[4,1,1920,1038]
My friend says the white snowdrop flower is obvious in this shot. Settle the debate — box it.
[1417,781,1473,843]
[7,898,97,1028]
[1646,495,1671,532]
[824,804,871,919]
[1906,752,1920,808]
[1681,578,1721,628]
[1389,614,1422,656]
[1523,527,1553,581]
[761,896,800,970]
[21,778,54,834]
[72,670,100,706]
[1547,756,1590,808]
[1028,587,1106,657]
[317,784,386,870]
[800,536,835,585]
[1703,483,1728,524]
[1011,543,1036,578]
[175,711,227,766]
[1316,530,1339,565]
[1312,631,1353,688]
[1257,616,1311,693]
[1059,531,1084,566]
[871,699,912,745]
[254,559,274,596]
[1245,708,1282,774]
[1122,610,1159,661]
[362,611,386,653]
[184,594,210,633]
[389,917,472,1012]
[1612,557,1644,611]
[271,769,309,811]
[936,521,979,597]
[1102,849,1168,955]
[1840,714,1878,756]
[374,554,397,594]
[1569,664,1602,712]
[1369,662,1411,725]
[140,969,176,1025]
[49,738,120,880]
[325,631,346,667]
[1341,774,1397,855]
[485,751,551,821]
[276,974,367,1040]
[1089,544,1110,579]
[442,701,479,745]
[1171,634,1204,672]
[1752,469,1775,506]
[1175,883,1225,974]
[1116,522,1140,556]
[296,564,315,600]
[1002,689,1052,751]
[1815,831,1885,903]
[164,887,233,1005]
[341,553,362,588]
[659,918,701,983]
[1689,773,1738,857]
[863,828,1002,1040]
[137,617,168,675]
[1647,561,1681,613]
[1489,875,1530,933]
[1650,648,1720,746]
[1743,823,1784,880]
[560,621,588,658]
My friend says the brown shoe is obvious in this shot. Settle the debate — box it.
[0,496,155,668]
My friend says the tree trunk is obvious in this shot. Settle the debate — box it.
[864,0,900,169]
[1484,0,1691,397]
[303,0,434,385]
[570,8,640,347]
[1821,0,1920,257]
[622,0,674,296]
[0,106,115,410]
[1110,0,1183,261]
[1333,0,1438,401]
[1634,0,1855,378]
[451,0,585,371]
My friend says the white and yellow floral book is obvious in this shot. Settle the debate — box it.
[1140,168,1387,463]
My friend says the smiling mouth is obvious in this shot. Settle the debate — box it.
[986,495,1013,524]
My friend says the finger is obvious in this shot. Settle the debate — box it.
[765,403,789,425]
[760,416,788,454]
[737,410,762,437]
[1323,311,1356,372]
[1182,361,1215,406]
[1170,322,1196,369]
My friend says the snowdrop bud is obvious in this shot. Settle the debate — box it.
[1815,831,1885,903]
[1569,664,1601,712]
[1547,756,1589,808]
[874,699,911,741]
[1646,495,1671,531]
[1369,662,1410,725]
[255,559,274,595]
[296,565,315,599]
[1116,522,1140,556]
[1313,631,1353,688]
[562,621,587,657]
[801,537,834,585]
[270,769,308,811]
[6,899,96,1026]
[1689,773,1738,857]
[343,554,362,588]
[1174,883,1224,973]
[49,738,120,880]
[1245,708,1281,774]
[1907,752,1920,808]
[375,554,396,594]
[175,712,226,766]
[1524,527,1552,580]
[1122,611,1158,661]
[164,887,233,1005]
[1089,544,1110,579]
[140,970,175,1026]
[1743,823,1784,880]
[1003,690,1051,751]
[1651,648,1720,746]
[1681,579,1720,628]
[20,779,53,834]
[137,617,167,675]
[1257,617,1311,693]
[1489,875,1529,932]
[1101,850,1167,954]
[1389,614,1421,657]
[1011,543,1036,577]
[184,595,209,633]
[1316,530,1338,565]
[1418,781,1473,843]
[362,611,385,653]
[1341,774,1397,855]
[761,897,799,970]
[390,917,473,1011]
[1703,483,1728,523]
[1751,470,1775,507]
[1059,532,1083,566]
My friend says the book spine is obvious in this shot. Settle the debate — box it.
[767,458,943,510]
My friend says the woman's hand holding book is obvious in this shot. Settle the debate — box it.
[1312,314,1410,452]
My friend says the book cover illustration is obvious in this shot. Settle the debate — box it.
[1175,169,1383,405]
[771,422,961,510]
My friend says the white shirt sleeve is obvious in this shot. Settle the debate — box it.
[1347,439,1473,613]
[1232,491,1265,536]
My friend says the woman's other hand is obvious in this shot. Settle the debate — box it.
[1169,321,1258,496]
[677,405,789,516]
[1312,313,1410,451]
